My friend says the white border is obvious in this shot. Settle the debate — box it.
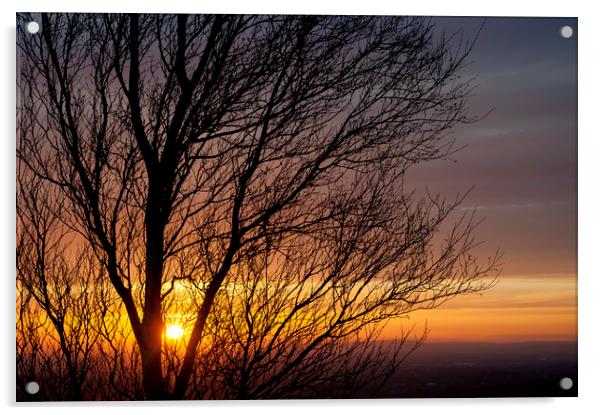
[2,1,601,414]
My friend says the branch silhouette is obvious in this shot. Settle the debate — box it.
[17,13,500,400]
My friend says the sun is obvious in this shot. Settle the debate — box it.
[165,324,185,340]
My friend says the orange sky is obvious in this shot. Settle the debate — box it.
[383,274,577,342]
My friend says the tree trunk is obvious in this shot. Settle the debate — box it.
[140,337,165,400]
[140,185,168,400]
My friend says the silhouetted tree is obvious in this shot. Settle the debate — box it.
[17,13,499,400]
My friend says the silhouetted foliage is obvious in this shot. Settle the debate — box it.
[17,13,499,400]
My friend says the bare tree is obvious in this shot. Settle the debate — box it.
[17,13,499,400]
[16,173,103,400]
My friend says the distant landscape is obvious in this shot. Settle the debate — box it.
[374,341,577,398]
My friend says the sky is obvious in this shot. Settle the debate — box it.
[18,15,578,345]
[387,17,578,342]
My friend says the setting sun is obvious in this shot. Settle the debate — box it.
[165,324,185,340]
[15,12,578,401]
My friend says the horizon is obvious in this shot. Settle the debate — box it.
[16,13,577,400]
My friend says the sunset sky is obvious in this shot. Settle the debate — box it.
[15,14,580,402]
[387,17,577,342]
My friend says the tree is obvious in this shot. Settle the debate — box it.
[17,13,499,400]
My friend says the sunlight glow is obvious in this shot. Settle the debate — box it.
[165,324,185,340]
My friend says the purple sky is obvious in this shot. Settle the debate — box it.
[409,17,577,277]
